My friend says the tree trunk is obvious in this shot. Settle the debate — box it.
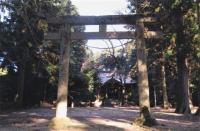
[195,82,200,115]
[136,21,150,110]
[153,86,157,107]
[160,63,169,109]
[15,51,27,108]
[175,56,191,114]
[173,13,191,114]
[56,25,71,118]
[188,66,194,109]
[135,20,158,126]
[194,62,200,115]
[122,85,126,105]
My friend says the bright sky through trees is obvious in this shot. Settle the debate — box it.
[71,0,128,16]
[0,0,130,53]
[71,0,130,54]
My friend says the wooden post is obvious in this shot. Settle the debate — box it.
[99,25,107,32]
[134,19,158,127]
[135,19,150,110]
[56,24,71,118]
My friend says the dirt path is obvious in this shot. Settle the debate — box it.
[0,107,199,131]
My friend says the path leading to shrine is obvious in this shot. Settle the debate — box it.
[0,106,199,131]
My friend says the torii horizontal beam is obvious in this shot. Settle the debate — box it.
[47,14,158,25]
[44,31,163,40]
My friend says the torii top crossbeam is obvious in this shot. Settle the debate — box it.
[45,14,162,40]
[47,14,158,25]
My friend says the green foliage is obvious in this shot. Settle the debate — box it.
[171,0,182,9]
[165,50,174,58]
[128,0,200,108]
[197,51,200,58]
[46,64,58,85]
[0,0,88,107]
[84,69,101,93]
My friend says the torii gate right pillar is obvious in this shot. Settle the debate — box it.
[136,19,150,110]
[135,19,158,126]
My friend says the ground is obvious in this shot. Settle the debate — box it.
[0,106,199,131]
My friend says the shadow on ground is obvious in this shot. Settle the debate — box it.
[0,107,199,131]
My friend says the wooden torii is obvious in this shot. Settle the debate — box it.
[45,14,162,118]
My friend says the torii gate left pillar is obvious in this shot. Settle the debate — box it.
[56,24,71,117]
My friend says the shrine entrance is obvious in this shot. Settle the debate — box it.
[45,14,162,118]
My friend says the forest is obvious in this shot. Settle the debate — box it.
[0,0,200,131]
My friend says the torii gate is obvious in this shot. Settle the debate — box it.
[45,14,162,118]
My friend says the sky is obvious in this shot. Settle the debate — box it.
[0,0,131,54]
[71,0,130,54]
[71,0,129,16]
[0,10,8,21]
